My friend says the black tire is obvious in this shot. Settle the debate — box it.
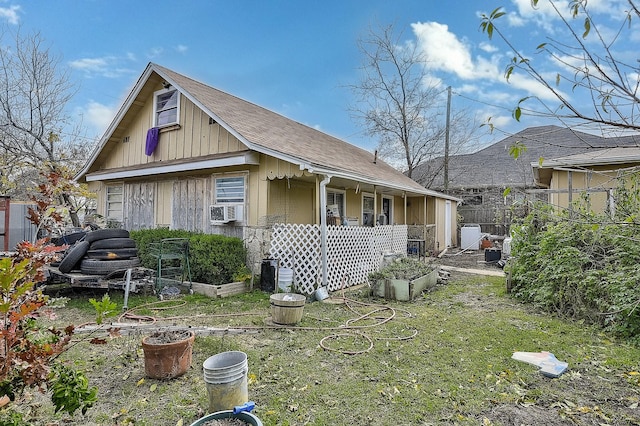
[89,237,137,250]
[58,241,90,273]
[80,257,141,275]
[86,248,138,260]
[51,231,86,246]
[84,229,130,244]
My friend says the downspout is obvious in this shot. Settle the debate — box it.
[320,174,331,288]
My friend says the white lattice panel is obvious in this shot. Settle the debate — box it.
[269,224,321,294]
[268,224,408,295]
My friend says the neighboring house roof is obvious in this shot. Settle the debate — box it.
[78,63,458,201]
[534,146,640,168]
[532,146,640,187]
[415,125,640,191]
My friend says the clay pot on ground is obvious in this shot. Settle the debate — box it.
[141,330,195,379]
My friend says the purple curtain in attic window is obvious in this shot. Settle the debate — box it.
[145,127,160,156]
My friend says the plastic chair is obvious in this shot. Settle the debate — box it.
[149,238,192,296]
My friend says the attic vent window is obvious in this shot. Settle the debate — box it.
[122,136,130,143]
[154,88,179,127]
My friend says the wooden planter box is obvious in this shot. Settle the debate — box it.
[189,281,248,298]
[371,269,438,301]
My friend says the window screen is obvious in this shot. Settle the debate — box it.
[106,185,123,222]
[155,89,178,126]
[215,176,245,203]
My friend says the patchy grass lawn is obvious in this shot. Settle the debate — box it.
[13,273,640,426]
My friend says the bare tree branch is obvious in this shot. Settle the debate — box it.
[0,27,93,226]
[480,1,640,133]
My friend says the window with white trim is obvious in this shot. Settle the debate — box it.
[362,193,375,226]
[215,176,245,204]
[154,88,179,127]
[106,185,123,223]
[327,189,345,221]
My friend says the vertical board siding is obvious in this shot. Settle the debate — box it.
[171,178,207,232]
[102,94,247,171]
[123,182,155,230]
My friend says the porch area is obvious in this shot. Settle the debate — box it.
[265,223,432,295]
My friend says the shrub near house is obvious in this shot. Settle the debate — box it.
[508,182,640,343]
[130,229,247,285]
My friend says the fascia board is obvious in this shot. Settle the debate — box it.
[84,152,259,182]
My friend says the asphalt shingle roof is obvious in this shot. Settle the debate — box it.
[154,64,430,194]
[416,125,640,190]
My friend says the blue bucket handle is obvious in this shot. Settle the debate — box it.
[233,401,256,414]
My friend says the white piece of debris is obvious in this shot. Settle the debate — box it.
[512,351,568,378]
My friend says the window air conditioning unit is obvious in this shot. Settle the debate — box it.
[209,204,243,223]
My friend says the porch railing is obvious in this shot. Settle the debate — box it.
[268,224,408,295]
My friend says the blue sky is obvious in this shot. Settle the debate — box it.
[1,0,636,153]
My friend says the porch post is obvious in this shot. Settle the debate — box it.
[403,192,406,224]
[423,196,427,244]
[373,186,378,224]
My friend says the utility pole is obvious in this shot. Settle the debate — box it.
[444,86,451,192]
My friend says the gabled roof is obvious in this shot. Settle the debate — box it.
[78,63,458,201]
[415,125,640,190]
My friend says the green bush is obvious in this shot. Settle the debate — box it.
[509,181,640,343]
[130,229,246,285]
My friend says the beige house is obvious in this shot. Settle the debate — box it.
[76,63,459,284]
[532,147,640,214]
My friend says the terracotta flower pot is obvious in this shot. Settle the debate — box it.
[142,330,195,379]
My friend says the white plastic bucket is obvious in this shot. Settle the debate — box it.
[203,351,249,413]
[278,268,293,292]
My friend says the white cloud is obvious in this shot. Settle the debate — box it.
[484,113,512,129]
[411,21,501,80]
[69,56,135,78]
[70,57,110,73]
[79,101,116,137]
[506,12,526,27]
[0,5,20,25]
[506,72,562,101]
[147,47,163,58]
[175,44,188,54]
[479,42,499,53]
[507,0,630,33]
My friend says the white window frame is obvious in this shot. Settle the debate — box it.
[214,175,246,204]
[327,189,346,222]
[381,195,393,225]
[105,184,124,223]
[362,192,375,227]
[153,88,180,127]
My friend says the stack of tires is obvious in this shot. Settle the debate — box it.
[57,229,140,275]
